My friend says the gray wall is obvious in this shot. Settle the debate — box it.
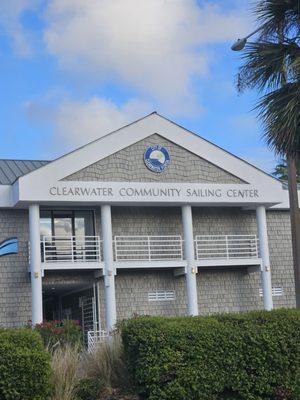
[61,207,296,323]
[64,134,244,184]
[0,206,295,327]
[115,270,187,320]
[0,209,31,327]
[267,210,295,308]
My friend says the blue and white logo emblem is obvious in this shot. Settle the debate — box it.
[0,237,18,257]
[144,145,170,173]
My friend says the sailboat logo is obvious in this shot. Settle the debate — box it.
[144,145,170,173]
[0,238,18,257]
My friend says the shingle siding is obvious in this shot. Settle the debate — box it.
[64,134,245,184]
[0,207,295,327]
[267,210,295,308]
[0,209,31,326]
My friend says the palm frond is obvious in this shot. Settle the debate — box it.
[254,0,300,39]
[256,81,300,156]
[237,41,300,92]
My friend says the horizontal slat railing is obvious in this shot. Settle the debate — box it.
[41,236,101,263]
[39,234,259,265]
[114,235,183,262]
[194,235,259,260]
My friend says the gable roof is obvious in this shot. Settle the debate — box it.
[16,112,282,188]
[0,159,49,185]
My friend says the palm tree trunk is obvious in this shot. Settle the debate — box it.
[287,155,300,308]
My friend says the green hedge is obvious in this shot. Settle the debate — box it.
[0,328,52,400]
[122,309,300,400]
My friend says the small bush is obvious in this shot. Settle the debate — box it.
[122,309,300,400]
[0,328,52,400]
[36,319,82,348]
[75,377,104,400]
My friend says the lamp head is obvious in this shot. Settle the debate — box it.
[231,38,247,51]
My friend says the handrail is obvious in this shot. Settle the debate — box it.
[39,234,260,264]
[41,235,101,263]
[114,235,183,262]
[194,234,259,260]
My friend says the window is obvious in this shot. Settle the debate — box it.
[40,211,52,238]
[40,210,95,238]
[148,290,176,302]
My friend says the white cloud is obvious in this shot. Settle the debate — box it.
[43,0,251,113]
[25,95,153,151]
[0,0,40,56]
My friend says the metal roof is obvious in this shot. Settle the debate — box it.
[0,159,50,185]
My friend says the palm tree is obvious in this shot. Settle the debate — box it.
[272,159,300,182]
[237,0,300,307]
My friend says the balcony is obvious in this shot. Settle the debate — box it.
[114,235,185,269]
[39,234,261,271]
[41,236,102,270]
[194,235,261,268]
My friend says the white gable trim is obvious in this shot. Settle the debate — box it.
[13,113,285,206]
[17,113,280,187]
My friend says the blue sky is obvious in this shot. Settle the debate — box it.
[0,0,279,173]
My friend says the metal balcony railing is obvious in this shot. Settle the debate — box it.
[114,235,184,262]
[41,236,101,263]
[194,235,259,260]
[39,234,259,265]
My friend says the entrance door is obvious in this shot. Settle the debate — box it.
[40,210,96,262]
[53,211,73,237]
[53,211,73,261]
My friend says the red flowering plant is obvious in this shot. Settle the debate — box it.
[35,319,82,349]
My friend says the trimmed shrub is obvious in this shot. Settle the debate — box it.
[0,328,52,400]
[36,319,82,348]
[122,309,300,400]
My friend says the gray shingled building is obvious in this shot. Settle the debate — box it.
[0,113,296,346]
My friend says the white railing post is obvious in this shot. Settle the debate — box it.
[114,238,117,262]
[42,236,46,263]
[225,236,229,259]
[255,235,259,258]
[71,237,74,263]
[148,236,151,261]
[180,237,184,260]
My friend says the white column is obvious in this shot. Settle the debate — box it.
[101,205,117,333]
[256,205,273,310]
[29,204,43,325]
[181,205,199,316]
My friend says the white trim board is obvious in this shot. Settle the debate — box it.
[15,181,285,206]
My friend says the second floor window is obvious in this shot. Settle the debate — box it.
[40,210,95,238]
